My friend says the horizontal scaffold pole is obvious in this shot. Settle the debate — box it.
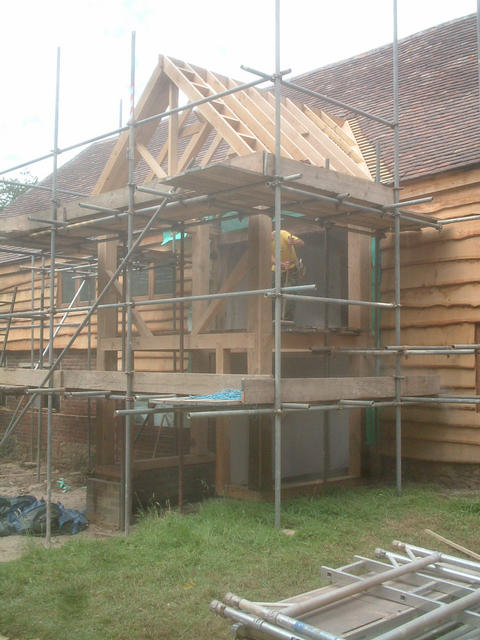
[281,78,394,127]
[275,293,394,309]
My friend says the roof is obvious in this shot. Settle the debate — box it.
[2,137,117,219]
[3,13,478,225]
[284,13,480,182]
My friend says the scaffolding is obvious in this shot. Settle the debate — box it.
[212,540,480,638]
[0,0,479,548]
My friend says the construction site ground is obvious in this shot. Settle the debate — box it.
[0,461,118,563]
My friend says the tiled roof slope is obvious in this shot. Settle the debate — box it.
[2,137,117,218]
[283,14,479,182]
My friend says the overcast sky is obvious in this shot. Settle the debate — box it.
[1,0,476,180]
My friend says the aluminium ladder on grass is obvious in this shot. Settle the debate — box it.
[211,541,480,640]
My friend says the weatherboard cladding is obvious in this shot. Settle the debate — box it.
[3,13,479,224]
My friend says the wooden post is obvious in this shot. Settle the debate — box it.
[168,83,179,176]
[190,224,212,456]
[191,225,211,331]
[96,239,119,467]
[96,239,118,370]
[247,214,273,374]
[348,231,370,331]
[347,231,371,478]
[215,345,231,495]
[247,214,273,490]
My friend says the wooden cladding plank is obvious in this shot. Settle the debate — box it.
[381,213,480,252]
[401,167,480,199]
[379,438,480,464]
[381,405,480,427]
[400,184,480,215]
[382,421,480,445]
[381,323,474,347]
[381,260,480,292]
[383,283,480,310]
[382,236,480,269]
[382,306,480,330]
[388,366,474,389]
[241,375,440,404]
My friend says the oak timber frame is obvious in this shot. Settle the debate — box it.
[1,3,467,534]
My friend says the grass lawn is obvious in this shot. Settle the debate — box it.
[0,484,479,639]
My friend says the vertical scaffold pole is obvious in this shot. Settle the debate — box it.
[30,257,35,459]
[273,0,282,528]
[178,225,185,511]
[36,255,46,483]
[392,0,402,496]
[46,47,61,546]
[124,31,136,535]
[87,276,93,472]
[323,227,330,488]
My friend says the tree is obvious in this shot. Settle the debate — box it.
[0,172,38,211]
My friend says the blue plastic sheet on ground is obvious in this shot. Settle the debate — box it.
[0,495,87,536]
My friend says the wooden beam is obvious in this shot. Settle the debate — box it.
[162,56,257,157]
[168,83,179,176]
[61,370,269,394]
[177,120,211,173]
[206,72,278,153]
[241,375,441,404]
[144,108,193,183]
[0,153,392,240]
[199,133,223,167]
[93,57,170,194]
[136,143,167,179]
[233,152,394,208]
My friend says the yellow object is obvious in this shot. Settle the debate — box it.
[272,230,299,272]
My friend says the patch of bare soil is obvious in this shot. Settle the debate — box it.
[0,461,119,562]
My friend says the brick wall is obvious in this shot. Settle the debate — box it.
[1,351,191,470]
[1,350,93,470]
